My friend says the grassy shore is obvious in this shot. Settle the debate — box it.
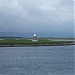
[0,38,75,47]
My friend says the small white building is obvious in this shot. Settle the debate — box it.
[32,34,38,41]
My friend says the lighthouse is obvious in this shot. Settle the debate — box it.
[32,34,38,41]
[33,34,36,39]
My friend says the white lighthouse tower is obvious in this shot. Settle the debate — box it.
[33,34,36,38]
[32,34,38,41]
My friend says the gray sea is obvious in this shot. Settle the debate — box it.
[0,46,74,75]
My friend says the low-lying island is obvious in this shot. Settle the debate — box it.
[0,38,75,47]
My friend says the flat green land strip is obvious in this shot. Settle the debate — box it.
[0,38,74,46]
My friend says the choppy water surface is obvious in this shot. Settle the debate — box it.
[0,46,74,75]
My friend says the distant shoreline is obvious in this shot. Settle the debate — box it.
[0,38,75,47]
[0,43,75,47]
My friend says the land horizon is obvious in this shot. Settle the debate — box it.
[0,37,75,47]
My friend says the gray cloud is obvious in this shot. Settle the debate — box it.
[0,0,74,37]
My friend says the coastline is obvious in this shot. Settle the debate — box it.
[0,38,75,47]
[0,43,75,47]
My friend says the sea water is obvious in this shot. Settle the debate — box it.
[0,46,74,75]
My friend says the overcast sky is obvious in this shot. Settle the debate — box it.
[0,0,74,37]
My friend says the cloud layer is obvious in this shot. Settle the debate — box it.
[0,0,74,37]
